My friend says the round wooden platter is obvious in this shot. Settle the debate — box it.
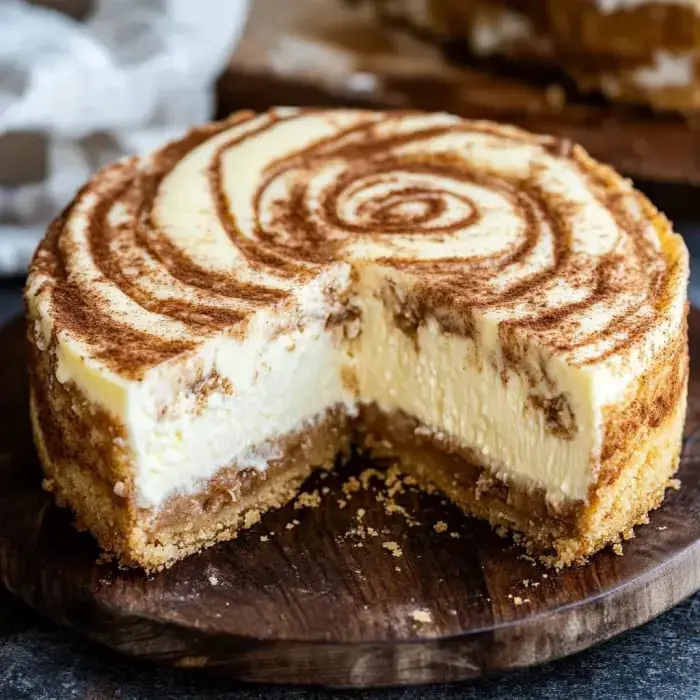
[0,313,699,689]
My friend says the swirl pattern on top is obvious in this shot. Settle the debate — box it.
[28,108,687,377]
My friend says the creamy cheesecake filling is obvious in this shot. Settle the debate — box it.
[129,320,352,509]
[353,268,600,503]
[35,256,679,511]
[32,260,606,510]
[46,269,357,509]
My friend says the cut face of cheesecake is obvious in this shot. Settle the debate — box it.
[25,109,689,570]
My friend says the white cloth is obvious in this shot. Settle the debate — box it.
[0,0,251,273]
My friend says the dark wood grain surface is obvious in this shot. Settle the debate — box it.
[0,312,698,688]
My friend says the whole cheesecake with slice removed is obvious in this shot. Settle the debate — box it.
[25,108,689,570]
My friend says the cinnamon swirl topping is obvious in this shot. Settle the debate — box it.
[27,108,687,377]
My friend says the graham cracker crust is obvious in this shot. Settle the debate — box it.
[32,383,685,572]
[358,400,685,567]
[32,390,349,571]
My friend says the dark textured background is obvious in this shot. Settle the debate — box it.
[1,199,699,699]
[0,586,698,699]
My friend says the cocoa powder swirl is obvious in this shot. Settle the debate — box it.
[26,108,688,377]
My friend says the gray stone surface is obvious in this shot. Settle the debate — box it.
[0,588,698,699]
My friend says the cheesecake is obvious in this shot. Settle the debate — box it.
[361,0,700,115]
[25,108,689,570]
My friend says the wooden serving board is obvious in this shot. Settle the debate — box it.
[0,312,698,688]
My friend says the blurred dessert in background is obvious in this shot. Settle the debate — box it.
[223,0,700,186]
[358,0,700,115]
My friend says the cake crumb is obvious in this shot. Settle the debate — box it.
[295,490,321,509]
[668,478,681,490]
[243,509,261,529]
[658,526,668,531]
[434,521,448,534]
[359,467,383,489]
[348,524,367,540]
[321,486,330,495]
[513,596,529,606]
[356,508,366,521]
[208,575,219,586]
[342,476,361,495]
[450,532,461,539]
[613,543,624,556]
[384,501,403,515]
[337,499,347,509]
[383,541,403,558]
[385,465,401,488]
[423,482,438,496]
[384,500,419,526]
[260,535,269,542]
[410,609,432,624]
[395,566,402,572]
[113,481,127,497]
[387,482,404,499]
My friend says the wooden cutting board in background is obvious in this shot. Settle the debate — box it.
[219,0,700,187]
